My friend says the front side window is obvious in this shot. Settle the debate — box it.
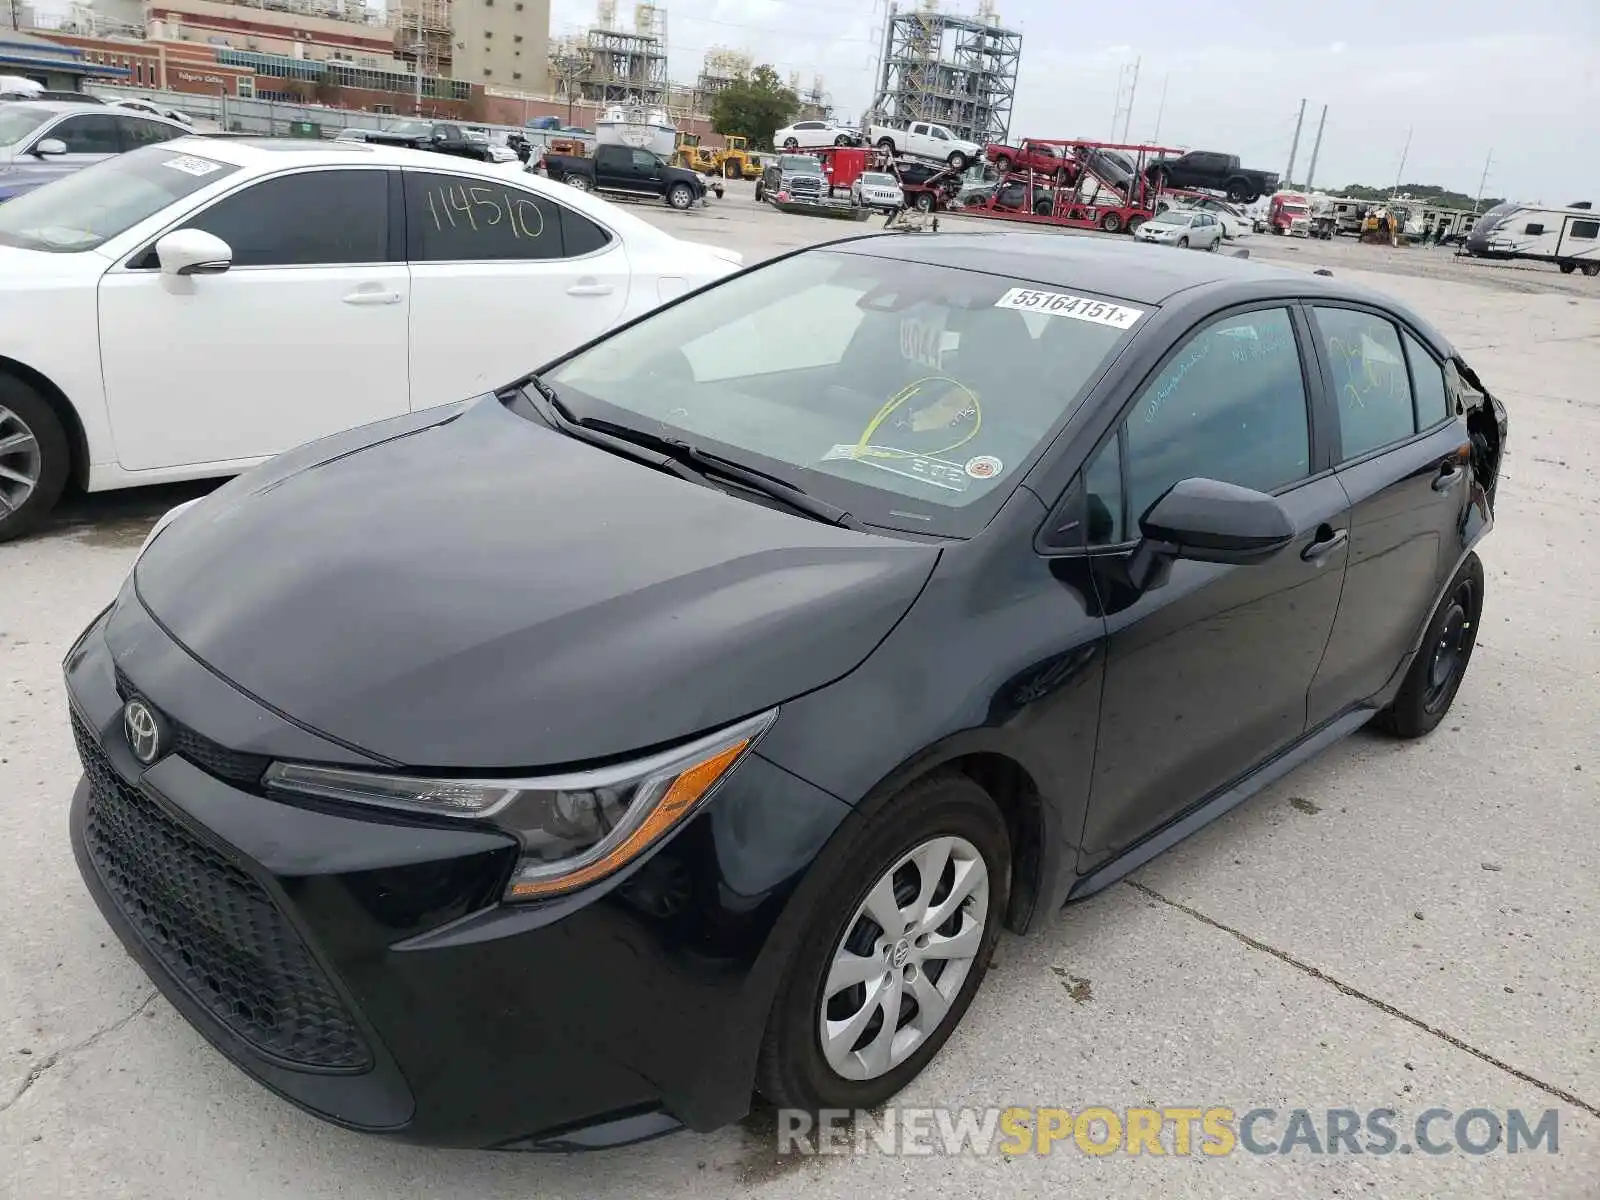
[405,171,605,261]
[1122,307,1310,524]
[545,251,1145,536]
[167,169,388,267]
[1312,306,1416,459]
[48,113,121,153]
[0,145,239,253]
[629,148,656,169]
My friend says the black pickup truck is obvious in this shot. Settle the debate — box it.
[542,143,712,209]
[1142,150,1279,204]
[363,120,495,162]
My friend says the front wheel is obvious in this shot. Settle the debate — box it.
[666,182,695,210]
[724,161,738,179]
[947,151,968,170]
[993,155,1012,174]
[784,138,800,151]
[756,771,1009,1111]
[1207,236,1218,251]
[877,137,896,155]
[1177,236,1189,249]
[1127,214,1146,235]
[1558,262,1576,274]
[0,376,70,545]
[755,181,765,202]
[564,175,593,191]
[835,134,851,146]
[1372,553,1484,738]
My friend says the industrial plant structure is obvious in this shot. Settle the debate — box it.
[869,0,1021,146]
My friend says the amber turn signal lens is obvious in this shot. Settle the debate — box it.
[508,737,751,899]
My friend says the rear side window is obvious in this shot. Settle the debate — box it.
[1402,332,1451,429]
[174,169,388,267]
[1311,307,1416,460]
[119,116,179,148]
[404,172,602,261]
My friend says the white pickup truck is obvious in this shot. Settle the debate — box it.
[865,121,982,170]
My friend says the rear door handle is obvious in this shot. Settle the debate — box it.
[566,282,614,297]
[342,289,403,306]
[1301,528,1349,563]
[1432,462,1464,491]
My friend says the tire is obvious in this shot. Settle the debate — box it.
[1558,262,1575,274]
[1372,552,1485,739]
[1225,179,1252,203]
[1207,236,1218,251]
[0,375,70,545]
[666,182,694,210]
[1099,211,1123,233]
[993,155,1012,173]
[564,175,593,192]
[755,181,765,202]
[1150,169,1169,192]
[784,138,799,151]
[947,151,968,170]
[835,134,850,146]
[1177,236,1189,249]
[756,770,1009,1113]
[876,137,896,155]
[1583,263,1600,277]
[725,161,738,179]
[1127,214,1145,235]
[1033,200,1052,216]
[914,191,935,213]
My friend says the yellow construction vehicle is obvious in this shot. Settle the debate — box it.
[672,132,716,173]
[709,134,763,180]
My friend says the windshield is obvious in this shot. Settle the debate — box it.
[1283,204,1309,215]
[386,120,432,137]
[780,155,822,173]
[0,145,239,252]
[860,173,896,187]
[0,105,52,149]
[544,250,1145,537]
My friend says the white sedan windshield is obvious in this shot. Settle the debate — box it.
[0,145,239,252]
[547,250,1145,535]
[0,105,52,149]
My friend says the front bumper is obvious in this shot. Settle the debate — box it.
[64,589,851,1147]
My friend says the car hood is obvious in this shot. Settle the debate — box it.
[134,396,940,770]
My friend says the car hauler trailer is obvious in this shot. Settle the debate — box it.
[954,139,1186,234]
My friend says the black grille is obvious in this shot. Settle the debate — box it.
[73,711,372,1071]
[114,668,271,788]
[785,175,823,196]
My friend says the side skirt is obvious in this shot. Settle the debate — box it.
[1064,706,1377,903]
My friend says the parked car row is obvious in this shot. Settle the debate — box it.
[0,100,192,202]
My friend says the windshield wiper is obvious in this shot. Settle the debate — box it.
[578,416,864,531]
[510,377,714,489]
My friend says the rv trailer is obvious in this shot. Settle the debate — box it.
[1466,200,1599,275]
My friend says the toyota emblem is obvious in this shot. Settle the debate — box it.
[122,698,165,766]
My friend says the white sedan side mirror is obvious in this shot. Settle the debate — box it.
[31,138,67,157]
[155,229,233,277]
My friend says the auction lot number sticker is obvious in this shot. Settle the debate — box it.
[994,288,1144,330]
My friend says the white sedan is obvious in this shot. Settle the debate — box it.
[0,137,742,540]
[774,120,860,150]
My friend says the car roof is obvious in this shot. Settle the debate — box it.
[5,100,121,115]
[830,230,1372,306]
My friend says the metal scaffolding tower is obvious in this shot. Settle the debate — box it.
[389,0,452,81]
[869,0,1022,146]
[692,45,751,114]
[577,1,668,104]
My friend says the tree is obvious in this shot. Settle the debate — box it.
[711,65,798,148]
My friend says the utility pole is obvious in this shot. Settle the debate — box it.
[1283,97,1306,189]
[1390,125,1412,198]
[1472,148,1493,215]
[1110,56,1139,143]
[1304,104,1327,192]
[412,1,424,116]
[8,0,20,32]
[1149,73,1169,144]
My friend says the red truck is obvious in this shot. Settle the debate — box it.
[983,138,1076,182]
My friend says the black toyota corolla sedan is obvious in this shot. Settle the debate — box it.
[64,232,1507,1150]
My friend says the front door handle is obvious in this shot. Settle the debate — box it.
[1432,462,1465,492]
[1301,528,1349,563]
[566,282,614,297]
[342,289,403,306]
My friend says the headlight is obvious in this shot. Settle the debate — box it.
[135,496,204,559]
[263,708,776,901]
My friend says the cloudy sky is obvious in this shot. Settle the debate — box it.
[550,0,1600,203]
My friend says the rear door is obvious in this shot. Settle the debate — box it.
[1080,304,1350,863]
[1303,304,1475,724]
[402,167,629,407]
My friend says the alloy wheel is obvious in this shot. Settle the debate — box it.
[818,835,990,1082]
[0,403,41,518]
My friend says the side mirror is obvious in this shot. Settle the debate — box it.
[31,137,67,158]
[1127,477,1296,590]
[155,229,233,277]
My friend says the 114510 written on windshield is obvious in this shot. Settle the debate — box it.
[423,182,547,240]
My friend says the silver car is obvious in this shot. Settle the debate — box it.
[852,170,904,212]
[0,101,188,203]
[1135,208,1225,251]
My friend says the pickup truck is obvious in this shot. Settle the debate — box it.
[984,138,1075,181]
[543,142,711,209]
[362,120,496,162]
[1141,150,1279,204]
[866,121,981,170]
